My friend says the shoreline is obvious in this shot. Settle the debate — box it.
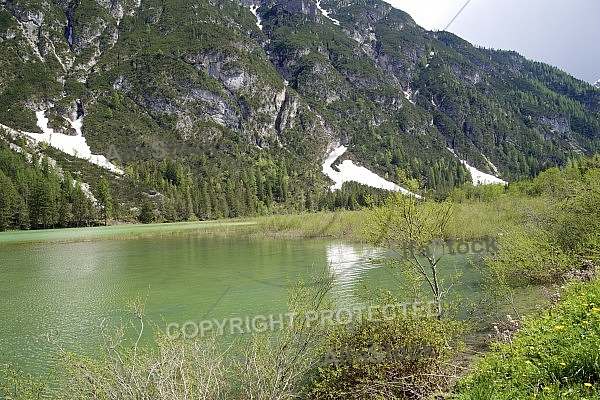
[0,210,374,246]
[0,220,258,246]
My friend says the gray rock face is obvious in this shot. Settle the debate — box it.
[278,0,319,21]
[0,0,599,187]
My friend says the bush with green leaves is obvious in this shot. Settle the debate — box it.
[305,302,464,399]
[367,191,456,316]
[480,157,600,289]
[482,226,571,287]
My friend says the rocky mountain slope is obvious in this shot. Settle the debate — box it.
[1,0,599,224]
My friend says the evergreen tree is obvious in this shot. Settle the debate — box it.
[71,184,91,227]
[58,195,73,228]
[184,189,196,221]
[0,171,16,231]
[200,181,212,219]
[138,199,155,224]
[30,178,56,229]
[161,195,177,222]
[97,177,113,226]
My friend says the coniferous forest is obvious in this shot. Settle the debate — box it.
[1,127,475,230]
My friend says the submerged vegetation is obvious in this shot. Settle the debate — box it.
[2,155,600,399]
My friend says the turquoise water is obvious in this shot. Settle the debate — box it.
[0,226,484,375]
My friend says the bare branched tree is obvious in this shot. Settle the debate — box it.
[368,192,454,317]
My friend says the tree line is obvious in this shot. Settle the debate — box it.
[0,133,478,230]
[125,157,399,224]
[0,139,97,231]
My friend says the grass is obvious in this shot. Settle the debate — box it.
[0,210,373,246]
[249,210,371,241]
[0,220,257,246]
[0,196,533,247]
[445,195,546,241]
[454,279,600,399]
[249,196,535,244]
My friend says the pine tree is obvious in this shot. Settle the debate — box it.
[184,189,196,221]
[138,199,155,224]
[162,195,177,222]
[0,171,16,231]
[58,195,73,228]
[30,178,54,229]
[200,181,212,219]
[97,177,113,226]
[71,184,90,227]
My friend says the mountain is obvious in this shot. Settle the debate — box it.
[1,0,599,226]
[595,79,600,89]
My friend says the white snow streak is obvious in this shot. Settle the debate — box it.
[482,153,499,175]
[316,0,340,25]
[594,78,600,88]
[249,5,263,31]
[463,162,506,186]
[403,87,416,105]
[21,110,123,174]
[77,181,98,204]
[323,145,421,197]
[447,148,506,186]
[1,126,103,203]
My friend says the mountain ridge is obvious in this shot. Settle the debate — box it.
[0,0,599,226]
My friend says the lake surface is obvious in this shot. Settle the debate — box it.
[0,224,484,375]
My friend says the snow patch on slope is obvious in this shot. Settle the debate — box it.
[403,86,416,105]
[78,181,98,204]
[595,78,600,88]
[482,153,499,175]
[249,5,263,31]
[323,145,421,198]
[0,129,104,204]
[448,148,506,186]
[316,0,340,25]
[21,110,123,174]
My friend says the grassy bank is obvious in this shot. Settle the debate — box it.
[249,197,540,243]
[0,211,371,246]
[0,220,257,246]
[249,210,371,241]
[454,278,600,399]
[0,192,544,247]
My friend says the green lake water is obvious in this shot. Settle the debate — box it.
[0,223,486,375]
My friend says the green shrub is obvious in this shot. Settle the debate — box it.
[483,226,571,286]
[306,303,463,399]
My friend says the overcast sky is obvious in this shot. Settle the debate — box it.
[385,0,600,84]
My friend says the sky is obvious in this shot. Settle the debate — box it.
[385,0,600,84]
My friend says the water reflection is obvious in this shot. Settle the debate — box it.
[326,242,384,307]
[0,236,392,376]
